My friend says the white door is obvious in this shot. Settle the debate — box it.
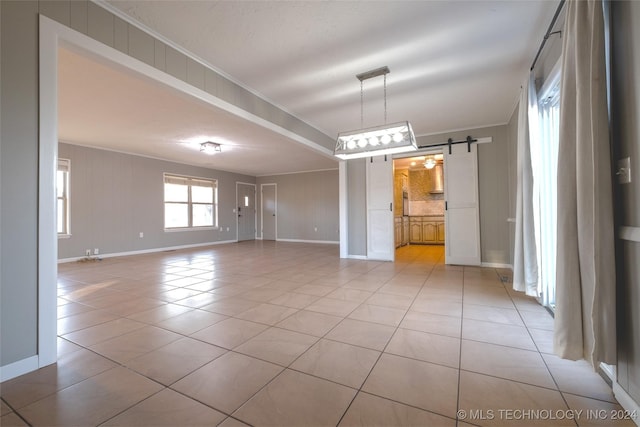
[444,143,481,265]
[261,184,276,240]
[366,155,395,261]
[237,183,256,241]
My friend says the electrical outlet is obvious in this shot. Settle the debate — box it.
[139,232,144,238]
[314,227,318,232]
[94,248,99,255]
[85,249,91,257]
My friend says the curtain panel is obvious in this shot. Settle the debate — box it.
[513,75,539,297]
[554,0,616,367]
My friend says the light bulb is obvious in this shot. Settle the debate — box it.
[380,134,391,145]
[357,138,368,148]
[393,132,404,143]
[347,139,356,150]
[369,136,379,146]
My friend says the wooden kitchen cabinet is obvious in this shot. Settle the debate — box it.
[402,217,409,246]
[409,216,445,244]
[437,221,446,243]
[395,217,402,248]
[409,220,423,243]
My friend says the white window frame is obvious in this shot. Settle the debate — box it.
[163,173,218,231]
[57,158,71,237]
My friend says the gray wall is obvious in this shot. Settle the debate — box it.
[255,170,339,243]
[346,159,367,257]
[1,0,39,367]
[611,0,640,407]
[58,143,254,259]
[0,0,332,370]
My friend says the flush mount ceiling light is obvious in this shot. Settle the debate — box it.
[200,141,221,155]
[334,66,417,160]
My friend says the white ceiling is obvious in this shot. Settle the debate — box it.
[59,0,559,176]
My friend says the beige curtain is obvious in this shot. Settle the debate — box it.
[555,0,616,367]
[513,75,539,297]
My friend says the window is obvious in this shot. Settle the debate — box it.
[532,62,561,310]
[164,174,217,229]
[57,158,70,236]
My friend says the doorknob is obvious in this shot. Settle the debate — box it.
[272,214,276,216]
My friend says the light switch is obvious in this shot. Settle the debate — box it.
[617,157,631,184]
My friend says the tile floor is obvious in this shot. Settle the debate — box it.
[1,242,635,426]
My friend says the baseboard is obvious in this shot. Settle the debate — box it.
[1,355,39,382]
[276,238,339,245]
[598,363,640,426]
[613,381,640,426]
[346,254,368,260]
[481,262,513,269]
[58,240,237,263]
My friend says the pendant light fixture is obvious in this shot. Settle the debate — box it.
[334,66,417,160]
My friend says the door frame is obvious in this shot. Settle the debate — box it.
[236,182,257,241]
[260,183,277,240]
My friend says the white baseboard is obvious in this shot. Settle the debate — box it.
[613,382,640,426]
[481,262,513,269]
[58,240,237,263]
[347,255,368,260]
[1,355,39,382]
[276,238,339,245]
[599,363,640,426]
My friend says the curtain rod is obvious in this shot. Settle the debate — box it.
[530,0,566,71]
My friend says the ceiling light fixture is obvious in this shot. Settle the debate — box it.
[424,157,436,169]
[200,141,221,155]
[334,66,417,160]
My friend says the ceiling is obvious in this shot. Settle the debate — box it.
[59,0,559,176]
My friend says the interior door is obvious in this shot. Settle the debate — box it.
[261,183,276,240]
[444,143,481,265]
[237,182,256,241]
[366,155,395,261]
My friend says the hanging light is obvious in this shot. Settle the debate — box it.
[424,157,436,169]
[334,66,417,160]
[200,141,222,154]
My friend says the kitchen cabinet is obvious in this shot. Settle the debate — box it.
[395,217,410,248]
[409,216,445,244]
[395,217,402,248]
[437,221,445,243]
[402,217,409,246]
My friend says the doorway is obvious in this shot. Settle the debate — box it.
[237,182,257,241]
[393,152,446,252]
[261,184,277,240]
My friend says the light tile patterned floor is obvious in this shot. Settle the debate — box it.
[1,242,635,426]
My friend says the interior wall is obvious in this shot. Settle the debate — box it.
[611,0,640,408]
[346,159,367,257]
[0,0,334,373]
[58,143,254,259]
[0,0,39,367]
[417,125,511,265]
[255,169,339,243]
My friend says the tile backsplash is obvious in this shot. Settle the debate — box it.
[410,200,445,216]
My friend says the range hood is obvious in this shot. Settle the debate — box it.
[429,164,444,194]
